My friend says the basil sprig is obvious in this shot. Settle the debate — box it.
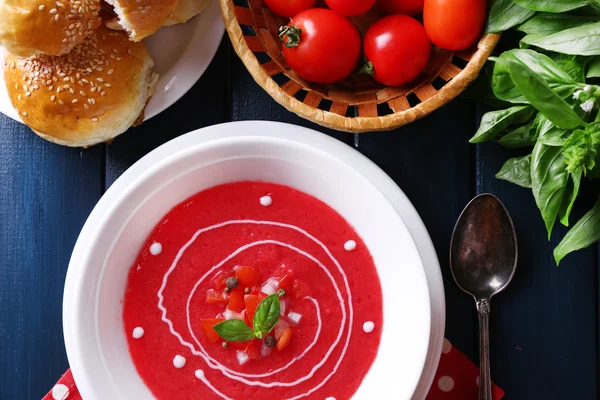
[212,294,281,342]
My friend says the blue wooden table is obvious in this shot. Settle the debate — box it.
[0,37,598,400]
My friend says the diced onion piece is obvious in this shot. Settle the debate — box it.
[287,311,302,326]
[224,309,235,320]
[274,318,290,340]
[261,278,279,296]
[261,343,272,358]
[236,351,249,366]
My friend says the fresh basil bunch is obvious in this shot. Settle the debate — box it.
[473,1,600,264]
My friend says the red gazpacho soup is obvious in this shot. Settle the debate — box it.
[123,181,383,400]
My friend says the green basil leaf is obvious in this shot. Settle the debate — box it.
[548,53,586,82]
[531,142,569,238]
[521,21,600,56]
[497,117,539,147]
[492,49,578,103]
[502,57,585,129]
[517,13,597,35]
[470,105,535,143]
[537,119,570,146]
[486,0,537,33]
[496,154,533,188]
[554,197,600,264]
[213,319,256,342]
[514,0,591,12]
[587,56,600,78]
[558,169,582,226]
[252,294,280,339]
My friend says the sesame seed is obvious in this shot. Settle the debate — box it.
[39,5,45,10]
[69,88,75,94]
[25,92,31,97]
[80,91,86,96]
[58,100,64,105]
[54,14,59,20]
[96,78,103,82]
[49,85,54,91]
[92,118,98,122]
[100,91,106,96]
[104,83,111,87]
[17,95,21,100]
[72,99,78,103]
[50,8,57,14]
[84,103,89,109]
[112,48,118,53]
[22,111,27,116]
[107,69,114,75]
[51,95,56,101]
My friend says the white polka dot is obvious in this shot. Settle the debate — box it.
[149,242,162,255]
[52,384,69,400]
[476,376,480,386]
[438,376,454,392]
[344,240,356,251]
[442,338,452,354]
[195,369,205,379]
[260,195,272,206]
[132,327,144,339]
[173,355,186,368]
[363,321,375,333]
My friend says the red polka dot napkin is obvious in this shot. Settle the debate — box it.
[43,339,504,400]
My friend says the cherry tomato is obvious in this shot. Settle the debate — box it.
[228,288,245,313]
[280,9,361,84]
[376,0,424,15]
[325,0,376,16]
[277,328,293,351]
[423,0,486,51]
[201,318,225,343]
[235,265,261,288]
[206,288,230,305]
[363,15,431,87]
[244,294,259,319]
[264,0,316,17]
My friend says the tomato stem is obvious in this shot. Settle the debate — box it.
[359,61,375,76]
[279,24,302,48]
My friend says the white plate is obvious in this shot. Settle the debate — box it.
[0,0,224,122]
[63,121,435,400]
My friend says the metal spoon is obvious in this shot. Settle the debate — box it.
[450,194,517,400]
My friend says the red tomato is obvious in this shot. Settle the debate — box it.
[206,288,230,305]
[363,15,431,87]
[228,288,245,313]
[423,0,486,51]
[324,0,376,16]
[278,274,295,294]
[376,0,424,15]
[200,318,224,343]
[235,265,261,288]
[264,0,316,17]
[280,9,361,84]
[244,294,259,319]
[245,339,262,360]
[277,328,293,351]
[211,270,230,290]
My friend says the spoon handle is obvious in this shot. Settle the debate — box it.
[477,298,492,400]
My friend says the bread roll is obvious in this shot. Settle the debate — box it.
[4,26,158,147]
[104,0,179,41]
[0,0,102,57]
[165,0,211,26]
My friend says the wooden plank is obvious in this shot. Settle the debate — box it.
[356,98,478,361]
[0,116,104,399]
[105,39,231,187]
[474,105,599,398]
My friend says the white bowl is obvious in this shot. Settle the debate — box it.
[63,122,431,399]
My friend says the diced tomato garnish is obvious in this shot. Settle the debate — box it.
[233,311,249,325]
[235,266,261,288]
[228,341,247,350]
[211,270,230,290]
[244,294,259,318]
[274,319,290,340]
[228,288,245,313]
[245,339,261,360]
[278,274,294,293]
[277,328,293,351]
[200,318,225,344]
[249,285,261,295]
[293,280,312,300]
[206,288,230,305]
[258,292,268,302]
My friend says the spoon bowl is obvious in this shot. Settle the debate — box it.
[450,194,518,400]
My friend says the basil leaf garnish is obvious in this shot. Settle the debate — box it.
[496,155,533,188]
[521,21,600,56]
[252,294,280,339]
[470,105,535,143]
[486,0,536,34]
[555,198,600,264]
[213,319,256,342]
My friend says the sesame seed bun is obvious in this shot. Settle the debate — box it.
[164,0,211,26]
[4,26,158,147]
[0,0,102,57]
[104,0,179,41]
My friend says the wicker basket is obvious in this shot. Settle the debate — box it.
[221,0,500,133]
